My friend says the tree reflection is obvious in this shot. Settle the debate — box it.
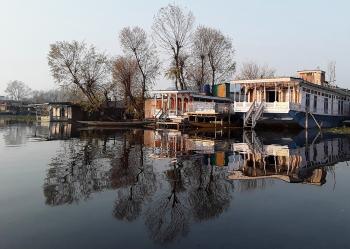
[186,160,233,221]
[43,131,127,205]
[145,161,189,245]
[113,133,157,221]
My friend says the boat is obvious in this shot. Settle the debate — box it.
[232,70,350,128]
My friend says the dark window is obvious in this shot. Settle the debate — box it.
[305,93,310,109]
[324,98,329,114]
[313,96,317,112]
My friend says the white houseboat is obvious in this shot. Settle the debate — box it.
[232,70,350,128]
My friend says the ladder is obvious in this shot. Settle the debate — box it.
[243,101,265,129]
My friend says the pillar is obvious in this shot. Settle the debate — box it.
[175,93,178,115]
[254,84,257,102]
[167,94,170,110]
[181,96,184,114]
[274,83,277,102]
[288,85,291,102]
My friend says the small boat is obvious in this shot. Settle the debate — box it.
[78,120,152,127]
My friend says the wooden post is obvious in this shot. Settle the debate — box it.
[154,94,157,116]
[274,83,277,102]
[161,94,164,110]
[175,93,178,115]
[254,84,257,102]
[238,84,241,102]
[288,85,291,102]
[167,94,170,110]
[181,96,184,114]
[305,109,308,129]
[264,83,266,101]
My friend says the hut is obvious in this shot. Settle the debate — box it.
[47,102,85,122]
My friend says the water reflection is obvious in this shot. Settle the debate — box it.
[229,131,350,186]
[38,126,350,244]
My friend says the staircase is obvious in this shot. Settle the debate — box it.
[155,109,169,121]
[154,109,190,129]
[243,130,265,156]
[243,101,265,129]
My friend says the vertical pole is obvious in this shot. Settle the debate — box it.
[238,84,241,102]
[175,93,178,115]
[264,83,266,101]
[234,84,237,102]
[254,84,257,102]
[275,83,277,102]
[305,109,308,129]
[154,94,157,117]
[161,94,164,110]
[288,84,291,102]
[167,94,170,110]
[181,96,184,114]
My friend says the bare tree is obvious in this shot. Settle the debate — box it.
[5,80,31,101]
[47,41,112,110]
[187,26,211,91]
[327,61,336,86]
[112,56,141,119]
[119,26,160,116]
[201,27,236,89]
[236,62,275,80]
[152,4,194,90]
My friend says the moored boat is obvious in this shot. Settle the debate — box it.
[232,70,350,128]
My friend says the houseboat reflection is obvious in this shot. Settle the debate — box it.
[229,131,350,185]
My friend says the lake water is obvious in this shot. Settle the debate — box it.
[1,119,350,249]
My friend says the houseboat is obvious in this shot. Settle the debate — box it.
[145,85,238,128]
[232,70,350,128]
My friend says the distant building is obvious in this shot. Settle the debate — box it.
[49,102,85,122]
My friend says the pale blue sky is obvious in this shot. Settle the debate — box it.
[0,0,349,95]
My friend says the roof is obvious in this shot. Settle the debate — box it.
[191,94,233,102]
[150,90,197,94]
[48,102,78,106]
[297,69,325,73]
[231,77,301,84]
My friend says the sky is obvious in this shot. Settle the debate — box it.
[0,0,349,95]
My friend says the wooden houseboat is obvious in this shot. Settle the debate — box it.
[232,70,350,128]
[145,87,237,128]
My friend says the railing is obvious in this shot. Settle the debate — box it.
[243,100,256,125]
[252,102,265,127]
[235,101,298,114]
[188,102,234,114]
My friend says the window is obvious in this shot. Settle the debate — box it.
[324,98,328,114]
[305,93,310,109]
[340,101,344,115]
[313,96,317,112]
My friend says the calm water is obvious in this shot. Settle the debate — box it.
[1,119,350,249]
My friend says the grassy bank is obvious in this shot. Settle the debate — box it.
[326,126,350,134]
[0,115,37,122]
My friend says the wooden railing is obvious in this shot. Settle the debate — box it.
[188,102,234,114]
[235,101,297,114]
[243,100,256,125]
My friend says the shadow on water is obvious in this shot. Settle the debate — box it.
[5,119,347,245]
